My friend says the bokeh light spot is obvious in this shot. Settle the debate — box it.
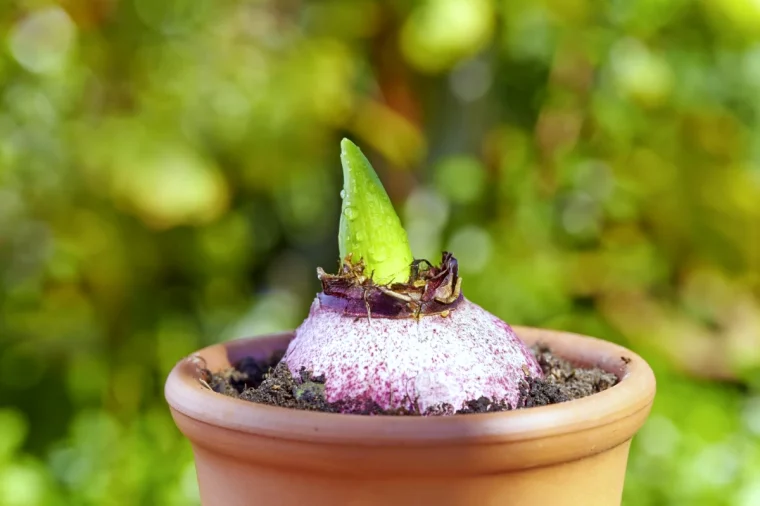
[434,156,487,204]
[0,409,28,461]
[449,58,493,102]
[8,7,76,75]
[446,225,492,273]
[401,0,494,73]
[0,462,47,506]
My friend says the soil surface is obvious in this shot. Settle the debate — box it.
[204,344,620,415]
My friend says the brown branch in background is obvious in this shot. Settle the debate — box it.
[369,5,422,128]
[60,0,116,29]
[344,3,425,200]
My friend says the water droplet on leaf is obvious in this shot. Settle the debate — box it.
[343,206,356,219]
[340,189,346,199]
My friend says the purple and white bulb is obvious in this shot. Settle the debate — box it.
[281,140,541,414]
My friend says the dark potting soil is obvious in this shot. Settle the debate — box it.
[203,345,620,415]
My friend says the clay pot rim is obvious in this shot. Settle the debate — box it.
[165,326,655,447]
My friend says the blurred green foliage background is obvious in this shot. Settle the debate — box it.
[1,0,759,504]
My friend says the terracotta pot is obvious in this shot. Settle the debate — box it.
[165,327,656,506]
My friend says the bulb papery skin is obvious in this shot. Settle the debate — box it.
[283,297,542,414]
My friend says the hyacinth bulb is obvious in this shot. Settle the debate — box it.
[282,139,541,414]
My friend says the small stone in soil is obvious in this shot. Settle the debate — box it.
[206,344,621,415]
